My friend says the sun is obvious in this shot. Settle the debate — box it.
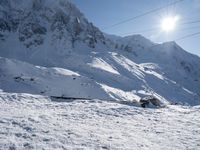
[161,15,179,32]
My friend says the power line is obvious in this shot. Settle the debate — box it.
[175,31,200,41]
[177,25,200,32]
[103,0,185,30]
[120,19,200,36]
[149,31,200,48]
[181,20,200,25]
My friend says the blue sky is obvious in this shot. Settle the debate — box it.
[73,0,200,56]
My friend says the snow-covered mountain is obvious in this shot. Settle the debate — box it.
[0,0,109,65]
[0,0,200,105]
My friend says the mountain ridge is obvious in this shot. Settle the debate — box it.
[0,0,200,105]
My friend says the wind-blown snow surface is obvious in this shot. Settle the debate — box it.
[0,92,200,150]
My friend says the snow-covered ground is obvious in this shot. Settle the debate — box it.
[0,92,200,150]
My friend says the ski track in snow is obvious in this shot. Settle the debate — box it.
[0,93,200,150]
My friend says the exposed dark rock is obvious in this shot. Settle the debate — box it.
[0,19,11,32]
[140,96,162,108]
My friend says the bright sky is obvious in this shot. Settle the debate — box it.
[73,0,200,56]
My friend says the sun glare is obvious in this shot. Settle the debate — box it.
[161,15,179,32]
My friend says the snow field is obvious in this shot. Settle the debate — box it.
[0,93,200,150]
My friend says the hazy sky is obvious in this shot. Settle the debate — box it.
[73,0,200,56]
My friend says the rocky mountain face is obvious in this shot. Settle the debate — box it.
[0,0,200,105]
[0,0,109,63]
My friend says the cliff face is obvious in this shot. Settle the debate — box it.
[0,0,107,62]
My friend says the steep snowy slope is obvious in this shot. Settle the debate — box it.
[0,57,113,100]
[0,0,200,105]
[112,35,200,104]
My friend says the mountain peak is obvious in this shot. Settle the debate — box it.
[0,0,200,105]
[161,41,180,49]
[0,0,106,56]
